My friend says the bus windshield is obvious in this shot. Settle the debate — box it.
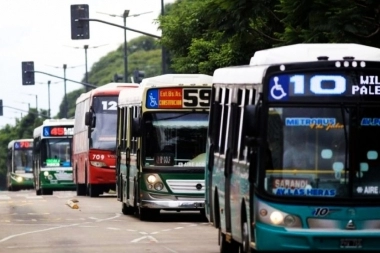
[14,149,33,173]
[265,106,380,199]
[90,96,118,150]
[41,138,72,168]
[143,112,208,167]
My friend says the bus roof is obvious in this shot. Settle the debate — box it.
[214,43,380,84]
[76,82,139,104]
[118,74,213,106]
[7,139,33,149]
[33,118,75,138]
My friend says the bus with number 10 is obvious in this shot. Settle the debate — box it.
[206,43,380,252]
[7,139,34,191]
[33,119,75,195]
[116,74,212,220]
[73,82,139,197]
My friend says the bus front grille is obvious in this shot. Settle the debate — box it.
[166,180,205,194]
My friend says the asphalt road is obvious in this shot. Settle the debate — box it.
[0,190,219,253]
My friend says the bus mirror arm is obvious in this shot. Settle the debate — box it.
[245,136,262,147]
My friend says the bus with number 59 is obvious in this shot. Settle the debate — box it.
[116,74,212,220]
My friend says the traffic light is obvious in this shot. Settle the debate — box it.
[71,4,90,40]
[0,99,3,116]
[133,70,145,83]
[113,73,123,83]
[22,61,35,85]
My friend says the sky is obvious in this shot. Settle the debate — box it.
[0,0,174,128]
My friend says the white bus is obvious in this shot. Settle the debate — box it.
[33,119,75,195]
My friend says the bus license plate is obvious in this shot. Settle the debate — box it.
[340,239,362,248]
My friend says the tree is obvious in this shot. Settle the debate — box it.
[158,0,284,75]
[276,0,380,46]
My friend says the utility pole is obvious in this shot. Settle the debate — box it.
[63,64,68,118]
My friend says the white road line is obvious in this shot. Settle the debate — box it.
[162,246,178,253]
[25,196,43,199]
[174,227,184,230]
[0,196,10,200]
[106,227,121,230]
[131,236,147,243]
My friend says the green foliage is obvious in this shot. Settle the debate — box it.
[276,0,380,46]
[159,0,284,75]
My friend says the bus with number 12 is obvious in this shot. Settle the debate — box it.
[206,43,380,252]
[116,74,212,220]
[7,139,34,191]
[73,82,139,197]
[33,119,75,195]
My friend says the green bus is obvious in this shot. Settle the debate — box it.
[7,139,34,191]
[206,43,380,252]
[116,74,212,220]
[33,119,76,195]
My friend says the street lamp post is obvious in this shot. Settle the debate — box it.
[37,80,60,119]
[123,10,130,83]
[64,44,108,91]
[20,93,37,112]
[64,64,68,118]
[97,10,153,82]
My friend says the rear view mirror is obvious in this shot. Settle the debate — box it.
[131,117,141,137]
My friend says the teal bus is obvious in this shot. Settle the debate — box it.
[33,119,76,195]
[116,74,212,220]
[206,43,380,251]
[7,139,34,191]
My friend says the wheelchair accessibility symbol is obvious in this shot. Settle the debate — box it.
[149,93,158,107]
[270,76,287,100]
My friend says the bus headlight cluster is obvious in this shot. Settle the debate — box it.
[257,202,301,228]
[90,161,107,168]
[16,177,23,182]
[44,171,49,176]
[144,174,167,192]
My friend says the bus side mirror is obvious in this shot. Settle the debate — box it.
[34,141,40,151]
[132,117,141,137]
[85,111,96,128]
[243,104,259,137]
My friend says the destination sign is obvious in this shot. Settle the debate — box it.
[146,87,211,109]
[14,141,33,149]
[43,126,74,137]
[267,71,380,102]
[92,96,118,113]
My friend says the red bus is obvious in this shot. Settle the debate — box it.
[73,82,139,197]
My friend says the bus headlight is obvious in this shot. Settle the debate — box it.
[154,182,164,191]
[270,211,283,225]
[90,161,107,168]
[257,202,302,228]
[147,175,157,184]
[16,177,23,182]
[44,171,49,176]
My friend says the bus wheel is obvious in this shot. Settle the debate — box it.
[36,189,41,195]
[42,189,53,195]
[122,202,134,215]
[219,229,231,253]
[76,183,86,196]
[88,184,99,197]
[241,221,251,253]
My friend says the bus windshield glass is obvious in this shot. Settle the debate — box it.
[143,112,208,167]
[41,138,72,168]
[265,106,380,199]
[90,96,118,150]
[14,149,33,173]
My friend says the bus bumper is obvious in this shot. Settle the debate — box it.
[140,193,204,210]
[255,223,380,250]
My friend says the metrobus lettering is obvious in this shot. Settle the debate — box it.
[361,118,380,126]
[275,188,336,196]
[273,179,308,189]
[352,85,380,95]
[285,118,336,126]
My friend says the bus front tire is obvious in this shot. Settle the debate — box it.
[76,183,86,196]
[122,202,134,215]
